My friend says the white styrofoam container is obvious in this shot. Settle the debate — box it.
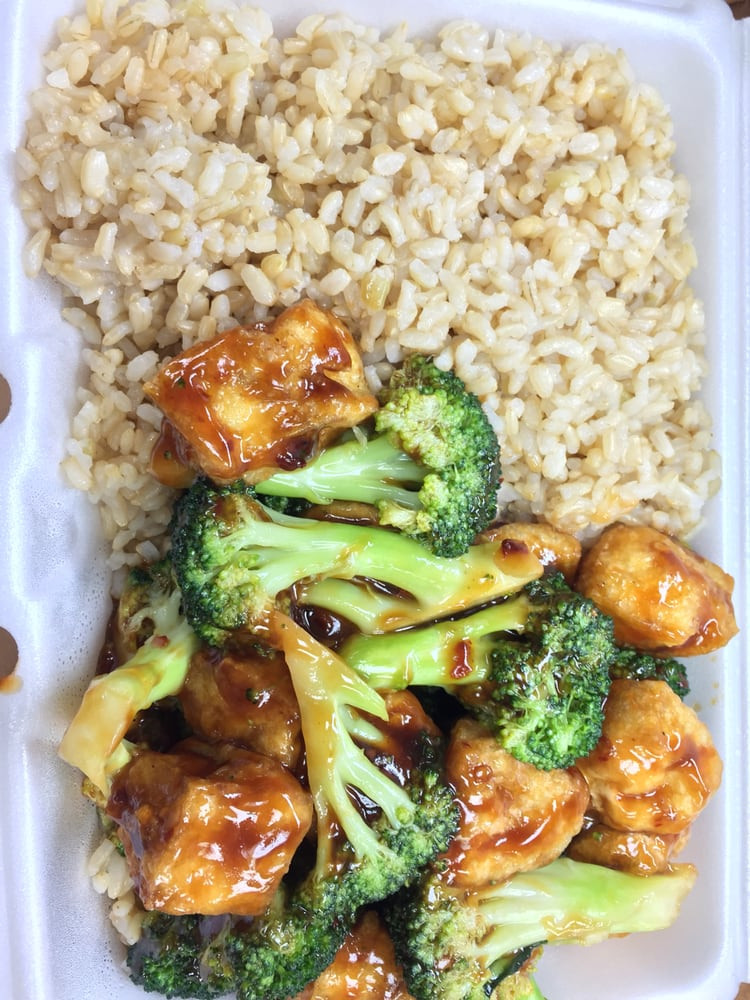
[0,1,747,998]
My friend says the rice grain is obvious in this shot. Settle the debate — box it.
[17,4,718,572]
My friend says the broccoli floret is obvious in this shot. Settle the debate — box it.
[338,573,614,769]
[58,558,200,793]
[385,857,696,1000]
[128,614,458,1000]
[128,913,234,999]
[493,967,546,1000]
[609,645,690,698]
[256,354,501,557]
[275,615,458,890]
[169,477,541,647]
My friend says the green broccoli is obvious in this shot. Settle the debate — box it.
[385,857,697,1000]
[337,573,615,769]
[256,354,502,557]
[493,967,546,1000]
[127,614,458,1000]
[58,558,199,794]
[127,913,234,999]
[169,477,541,647]
[609,645,690,698]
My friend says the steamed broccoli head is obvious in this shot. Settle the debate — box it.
[257,354,501,557]
[477,573,613,769]
[609,644,690,698]
[168,478,271,646]
[128,913,234,999]
[374,355,501,555]
[386,857,697,1000]
[338,572,613,770]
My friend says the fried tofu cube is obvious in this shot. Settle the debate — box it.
[293,911,414,1000]
[107,743,313,916]
[441,718,589,888]
[179,646,303,770]
[576,522,738,655]
[145,299,378,483]
[575,679,722,835]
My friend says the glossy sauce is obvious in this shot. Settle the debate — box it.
[296,911,412,1000]
[107,744,313,916]
[444,771,585,885]
[144,300,379,484]
[0,674,22,694]
[450,640,474,680]
[291,602,358,650]
[149,419,197,489]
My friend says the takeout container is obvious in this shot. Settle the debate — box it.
[0,1,747,998]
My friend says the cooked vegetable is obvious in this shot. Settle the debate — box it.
[385,857,697,1000]
[127,616,457,1000]
[58,559,198,794]
[258,354,502,557]
[169,477,541,647]
[339,573,615,769]
[608,645,689,698]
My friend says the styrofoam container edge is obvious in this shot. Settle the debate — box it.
[0,2,747,999]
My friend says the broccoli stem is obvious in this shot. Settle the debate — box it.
[475,858,696,964]
[338,596,532,688]
[217,502,541,628]
[58,590,199,793]
[256,609,415,866]
[257,433,425,508]
[387,857,697,1000]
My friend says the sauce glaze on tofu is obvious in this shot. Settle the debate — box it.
[145,299,378,486]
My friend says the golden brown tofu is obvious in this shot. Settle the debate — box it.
[480,522,582,583]
[576,522,738,655]
[440,718,589,888]
[107,743,312,916]
[566,821,690,876]
[145,299,378,484]
[294,911,414,1000]
[575,679,722,835]
[179,646,303,770]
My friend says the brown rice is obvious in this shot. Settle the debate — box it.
[17,0,720,570]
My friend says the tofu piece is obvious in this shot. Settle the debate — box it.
[440,718,589,888]
[576,522,738,654]
[179,646,303,770]
[575,679,722,835]
[145,299,378,484]
[107,743,312,916]
[566,821,691,876]
[294,911,414,1000]
[480,521,582,583]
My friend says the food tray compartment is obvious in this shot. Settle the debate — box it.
[0,1,748,998]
